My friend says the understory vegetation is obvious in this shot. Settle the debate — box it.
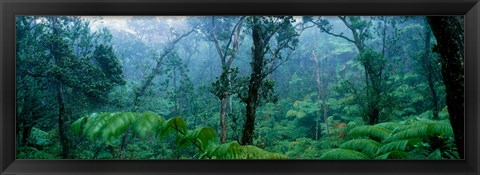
[16,16,464,159]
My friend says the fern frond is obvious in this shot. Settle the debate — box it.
[375,122,401,131]
[426,149,442,159]
[71,116,87,134]
[320,149,369,159]
[176,127,218,151]
[159,117,187,138]
[206,141,243,159]
[133,112,164,139]
[339,139,381,158]
[207,141,287,159]
[376,140,410,156]
[375,151,409,159]
[386,120,453,142]
[347,125,392,142]
[99,112,135,140]
[240,145,287,159]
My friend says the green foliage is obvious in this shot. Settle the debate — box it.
[204,141,287,159]
[28,127,54,147]
[347,125,392,142]
[320,118,456,159]
[71,111,286,159]
[339,139,381,157]
[176,127,217,151]
[320,149,369,159]
[17,147,56,159]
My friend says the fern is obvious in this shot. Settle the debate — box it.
[376,140,413,156]
[386,120,453,142]
[339,139,381,158]
[426,149,442,159]
[324,118,456,160]
[347,125,392,142]
[320,149,369,159]
[176,127,217,151]
[71,111,286,159]
[160,116,188,137]
[133,112,165,138]
[205,141,286,159]
[375,151,409,159]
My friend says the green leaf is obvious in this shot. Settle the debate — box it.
[375,151,409,159]
[339,139,381,158]
[347,125,392,142]
[320,149,369,159]
[133,112,164,139]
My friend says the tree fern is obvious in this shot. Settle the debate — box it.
[375,151,409,159]
[426,149,442,159]
[386,120,453,142]
[176,127,217,151]
[347,125,392,142]
[323,119,456,160]
[320,149,369,159]
[133,112,164,139]
[339,139,381,158]
[204,141,286,159]
[376,140,414,156]
[71,111,286,159]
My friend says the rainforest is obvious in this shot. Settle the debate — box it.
[15,16,464,159]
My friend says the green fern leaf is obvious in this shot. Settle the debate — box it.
[99,112,135,140]
[71,116,87,134]
[339,139,381,158]
[347,125,392,142]
[207,141,286,159]
[320,149,369,159]
[133,112,164,139]
[376,140,410,156]
[426,149,442,159]
[175,127,217,151]
[375,151,409,159]
[159,117,188,138]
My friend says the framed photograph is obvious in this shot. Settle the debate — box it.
[1,0,479,174]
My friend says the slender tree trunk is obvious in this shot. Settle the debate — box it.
[311,50,329,140]
[427,16,464,159]
[132,30,193,111]
[210,17,244,144]
[119,127,131,159]
[219,95,228,143]
[56,83,69,158]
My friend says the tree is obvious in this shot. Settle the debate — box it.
[15,16,126,158]
[207,16,245,143]
[416,18,442,120]
[307,16,394,125]
[427,16,464,159]
[238,16,299,145]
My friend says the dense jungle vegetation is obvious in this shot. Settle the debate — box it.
[15,16,464,159]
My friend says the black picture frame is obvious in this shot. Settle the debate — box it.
[1,0,479,175]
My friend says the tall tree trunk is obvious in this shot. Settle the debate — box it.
[210,17,244,144]
[51,17,70,159]
[311,50,329,140]
[336,16,381,125]
[56,83,69,158]
[219,95,228,143]
[427,16,464,159]
[241,18,264,145]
